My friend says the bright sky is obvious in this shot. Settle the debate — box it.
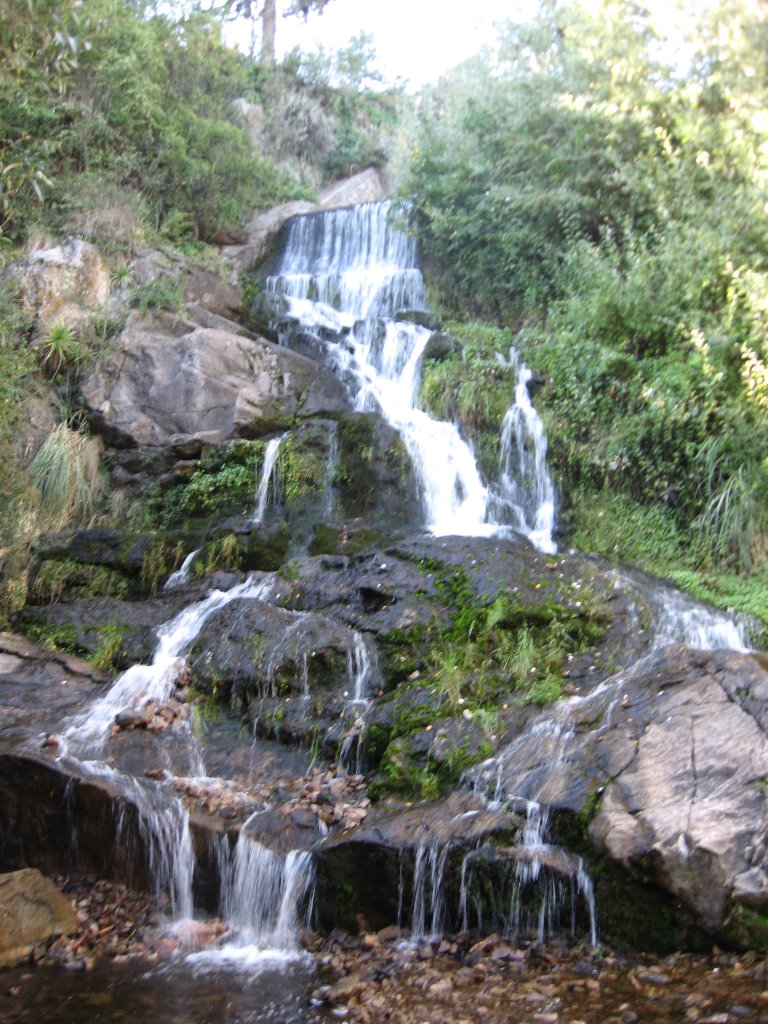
[226,1,538,89]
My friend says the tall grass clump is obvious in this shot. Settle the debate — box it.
[28,424,103,530]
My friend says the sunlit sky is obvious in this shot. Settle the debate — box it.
[225,0,538,89]
[221,1,716,91]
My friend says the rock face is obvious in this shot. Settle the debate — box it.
[318,168,388,210]
[12,238,110,333]
[586,648,768,944]
[460,643,768,947]
[0,868,78,966]
[80,325,351,446]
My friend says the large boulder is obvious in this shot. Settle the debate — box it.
[0,868,78,966]
[587,647,768,945]
[462,644,768,947]
[79,325,350,447]
[222,200,317,271]
[317,168,388,210]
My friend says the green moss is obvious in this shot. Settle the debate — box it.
[278,432,328,504]
[723,904,768,950]
[29,559,132,604]
[419,321,515,480]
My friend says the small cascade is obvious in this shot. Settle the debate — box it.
[322,420,339,521]
[253,434,285,525]
[111,775,195,922]
[613,568,753,653]
[409,841,451,942]
[339,631,378,772]
[466,718,599,946]
[63,575,275,755]
[266,201,558,547]
[136,795,195,922]
[163,548,201,590]
[651,586,751,652]
[507,800,597,946]
[488,349,557,554]
[213,820,315,957]
[263,613,311,698]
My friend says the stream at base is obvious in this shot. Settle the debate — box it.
[0,957,315,1024]
[2,932,767,1024]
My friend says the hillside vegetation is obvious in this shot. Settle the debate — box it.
[403,0,768,625]
[0,0,398,613]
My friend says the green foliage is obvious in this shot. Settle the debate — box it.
[90,623,128,672]
[419,321,515,478]
[39,321,84,378]
[30,558,131,604]
[0,288,38,550]
[196,533,242,576]
[0,2,311,245]
[153,440,263,527]
[140,536,184,595]
[130,276,185,316]
[27,423,103,531]
[404,1,768,605]
[278,433,326,503]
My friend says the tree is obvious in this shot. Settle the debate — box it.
[218,0,333,64]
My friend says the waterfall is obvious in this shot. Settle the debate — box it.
[266,202,426,325]
[108,772,195,923]
[322,420,339,520]
[253,434,285,525]
[489,349,557,553]
[339,631,378,772]
[398,839,452,943]
[163,548,201,590]
[465,717,599,945]
[63,575,276,756]
[266,201,557,548]
[189,818,314,963]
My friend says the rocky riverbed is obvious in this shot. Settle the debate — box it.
[2,883,768,1024]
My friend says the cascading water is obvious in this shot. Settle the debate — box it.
[63,576,275,757]
[407,840,452,943]
[339,631,378,772]
[117,783,195,922]
[204,819,315,961]
[266,201,556,550]
[55,572,324,948]
[488,349,557,554]
[253,434,285,525]
[164,548,201,590]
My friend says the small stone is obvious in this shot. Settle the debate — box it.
[427,978,453,999]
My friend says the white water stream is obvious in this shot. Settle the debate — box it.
[266,200,557,549]
[63,576,275,757]
[253,434,285,525]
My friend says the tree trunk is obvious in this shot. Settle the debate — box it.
[261,0,277,64]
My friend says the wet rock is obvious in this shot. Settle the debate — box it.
[587,648,768,944]
[189,597,356,703]
[0,869,78,967]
